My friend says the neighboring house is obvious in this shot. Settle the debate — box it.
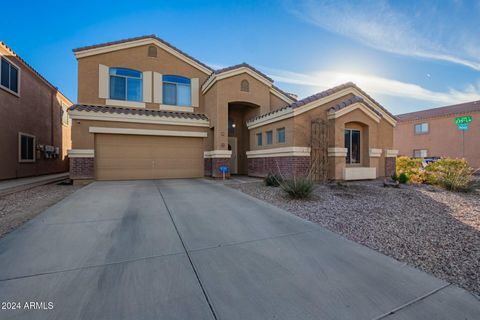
[0,41,72,181]
[395,101,480,169]
[68,35,398,183]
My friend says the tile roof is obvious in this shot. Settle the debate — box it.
[69,104,209,121]
[329,95,382,116]
[0,41,72,104]
[247,82,396,124]
[396,100,480,121]
[213,63,273,82]
[72,35,214,72]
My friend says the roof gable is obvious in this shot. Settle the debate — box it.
[73,35,213,75]
[202,63,295,104]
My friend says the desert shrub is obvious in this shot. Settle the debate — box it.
[280,176,314,199]
[396,156,423,176]
[398,172,408,184]
[425,158,473,191]
[264,173,282,187]
[396,156,425,184]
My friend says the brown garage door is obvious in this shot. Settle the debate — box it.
[95,134,204,180]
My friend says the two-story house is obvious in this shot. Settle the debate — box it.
[68,35,398,183]
[395,101,480,169]
[0,41,72,180]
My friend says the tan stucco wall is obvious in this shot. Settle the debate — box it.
[0,45,72,180]
[394,112,480,168]
[249,118,294,150]
[248,92,395,179]
[71,119,209,150]
[269,93,289,111]
[77,44,209,113]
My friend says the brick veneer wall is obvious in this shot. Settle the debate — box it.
[70,157,94,180]
[211,158,230,178]
[385,157,396,177]
[248,156,311,178]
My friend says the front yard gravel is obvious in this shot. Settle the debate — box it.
[229,180,480,296]
[0,182,81,237]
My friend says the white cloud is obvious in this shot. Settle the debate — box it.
[286,0,480,70]
[261,66,480,105]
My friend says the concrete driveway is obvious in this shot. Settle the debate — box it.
[0,179,478,319]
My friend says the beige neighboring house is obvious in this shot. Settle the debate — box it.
[0,41,72,180]
[68,35,398,183]
[395,101,480,169]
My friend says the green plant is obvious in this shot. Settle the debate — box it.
[425,158,473,191]
[391,173,398,181]
[396,156,425,184]
[280,176,315,199]
[398,172,408,184]
[264,173,282,187]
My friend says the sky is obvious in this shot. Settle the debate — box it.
[2,0,480,115]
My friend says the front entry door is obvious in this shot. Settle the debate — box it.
[228,137,238,174]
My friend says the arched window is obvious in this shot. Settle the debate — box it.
[109,68,142,101]
[240,79,249,92]
[148,46,157,57]
[162,75,191,106]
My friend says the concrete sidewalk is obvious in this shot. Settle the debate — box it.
[0,172,69,196]
[0,179,478,319]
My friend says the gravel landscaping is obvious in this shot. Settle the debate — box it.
[0,182,81,237]
[229,180,480,296]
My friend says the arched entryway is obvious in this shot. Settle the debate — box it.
[228,102,261,174]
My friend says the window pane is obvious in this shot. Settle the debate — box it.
[257,133,262,146]
[110,68,141,78]
[127,78,142,101]
[21,135,27,160]
[344,130,351,163]
[109,76,126,100]
[277,128,285,143]
[163,75,191,84]
[422,123,428,132]
[10,65,18,92]
[351,130,361,164]
[27,137,34,160]
[177,84,191,106]
[163,83,176,105]
[266,131,272,144]
[1,58,10,88]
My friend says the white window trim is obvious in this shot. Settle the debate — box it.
[159,104,194,112]
[276,127,286,144]
[18,132,35,163]
[105,99,146,108]
[0,54,21,97]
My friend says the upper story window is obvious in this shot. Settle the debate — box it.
[414,122,429,134]
[240,79,249,92]
[266,131,273,144]
[163,75,191,106]
[277,127,286,143]
[109,68,142,102]
[256,133,262,146]
[1,57,19,94]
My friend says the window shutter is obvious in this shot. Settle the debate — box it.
[191,78,199,107]
[98,64,109,99]
[143,71,152,102]
[153,72,163,104]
